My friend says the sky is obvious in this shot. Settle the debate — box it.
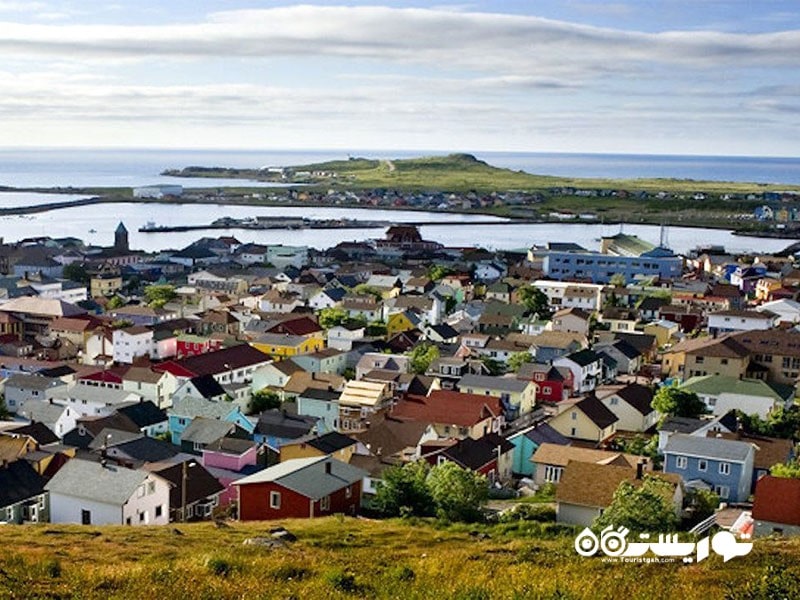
[1,1,799,156]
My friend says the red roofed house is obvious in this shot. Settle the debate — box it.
[752,475,800,537]
[154,344,272,385]
[391,389,504,440]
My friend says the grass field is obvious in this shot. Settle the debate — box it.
[1,517,798,599]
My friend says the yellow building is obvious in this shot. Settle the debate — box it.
[457,375,536,415]
[643,320,680,348]
[90,273,123,298]
[279,431,358,463]
[548,395,617,444]
[249,333,324,360]
[386,311,421,337]
[661,334,750,381]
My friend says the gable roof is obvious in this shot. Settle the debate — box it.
[233,455,366,499]
[663,433,754,462]
[301,431,358,454]
[189,374,228,399]
[180,418,237,445]
[457,374,530,393]
[169,397,238,420]
[518,422,571,447]
[116,401,168,429]
[45,459,154,505]
[609,383,655,416]
[753,475,800,526]
[352,416,430,459]
[556,461,680,509]
[391,390,502,428]
[681,375,785,402]
[111,436,180,463]
[0,460,46,508]
[4,421,59,446]
[156,344,270,378]
[150,461,224,506]
[256,409,318,439]
[531,443,644,469]
[574,394,618,429]
[564,348,601,367]
[438,433,515,471]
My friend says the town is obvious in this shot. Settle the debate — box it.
[0,219,798,543]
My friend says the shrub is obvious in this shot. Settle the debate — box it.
[326,568,360,593]
[271,564,311,581]
[205,556,236,578]
[499,504,556,523]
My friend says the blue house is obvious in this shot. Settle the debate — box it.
[296,388,339,432]
[168,396,252,445]
[507,422,570,476]
[663,433,755,502]
[542,249,683,284]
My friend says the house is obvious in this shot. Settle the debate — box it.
[643,319,680,348]
[327,323,367,351]
[168,396,250,446]
[517,363,573,404]
[734,329,800,386]
[656,412,737,453]
[174,374,229,403]
[595,338,642,375]
[291,348,348,375]
[201,437,260,507]
[3,374,67,413]
[529,443,649,487]
[507,421,570,477]
[116,401,169,437]
[752,475,800,537]
[548,395,618,445]
[234,455,366,520]
[176,334,224,360]
[600,307,639,333]
[708,430,794,489]
[386,311,421,337]
[355,352,411,381]
[456,374,536,419]
[0,460,48,524]
[252,409,319,453]
[661,334,750,381]
[46,458,170,525]
[550,308,591,337]
[681,375,791,419]
[598,383,658,432]
[553,349,603,395]
[147,460,225,522]
[122,367,178,410]
[296,388,341,432]
[155,344,272,387]
[663,433,755,502]
[279,431,358,463]
[424,433,515,484]
[391,390,504,440]
[338,380,393,432]
[179,417,250,455]
[556,461,682,527]
[17,401,79,439]
[707,310,776,336]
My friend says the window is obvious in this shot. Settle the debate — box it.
[695,356,704,364]
[610,397,619,405]
[698,459,708,472]
[676,456,688,469]
[542,386,552,395]
[269,491,281,509]
[719,462,731,476]
[570,427,576,436]
[571,411,577,420]
[783,357,792,369]
[155,505,163,518]
[543,465,563,483]
[139,511,146,523]
[345,486,352,499]
[81,509,91,525]
[320,496,331,511]
[720,359,728,365]
[147,481,156,494]
[714,485,730,500]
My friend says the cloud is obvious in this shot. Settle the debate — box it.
[0,5,797,78]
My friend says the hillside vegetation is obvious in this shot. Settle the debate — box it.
[166,153,795,195]
[2,517,799,599]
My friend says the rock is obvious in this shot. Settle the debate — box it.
[243,537,286,548]
[172,528,184,536]
[269,527,297,542]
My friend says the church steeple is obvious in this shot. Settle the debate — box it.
[114,222,129,252]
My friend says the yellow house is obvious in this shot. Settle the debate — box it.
[90,273,123,298]
[249,333,324,360]
[548,395,618,444]
[661,334,750,380]
[386,311,421,337]
[643,320,680,348]
[279,431,358,463]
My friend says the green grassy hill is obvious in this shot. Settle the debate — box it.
[2,517,798,599]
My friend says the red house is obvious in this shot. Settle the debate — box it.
[176,335,224,359]
[518,364,573,403]
[233,456,366,521]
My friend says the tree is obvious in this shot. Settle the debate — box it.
[594,475,680,534]
[609,273,627,287]
[685,488,720,525]
[319,307,348,329]
[652,384,706,419]
[248,390,281,414]
[427,461,488,522]
[352,284,382,301]
[764,406,800,440]
[507,351,533,373]
[408,343,440,375]
[106,295,126,310]
[427,264,452,282]
[372,461,433,517]
[63,263,89,284]
[516,285,552,319]
[770,460,800,478]
[480,356,505,376]
[144,284,177,308]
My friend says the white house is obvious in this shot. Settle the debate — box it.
[46,459,171,525]
[326,324,366,351]
[17,400,79,438]
[757,299,800,326]
[599,383,659,432]
[113,326,154,364]
[3,374,68,413]
[707,310,776,336]
[680,375,791,420]
[553,349,603,395]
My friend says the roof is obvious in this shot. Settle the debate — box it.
[189,374,228,399]
[116,401,168,429]
[4,421,59,446]
[299,431,357,454]
[519,422,571,447]
[391,390,502,428]
[531,443,644,468]
[339,380,389,407]
[111,436,179,463]
[564,349,601,367]
[203,437,257,456]
[556,461,680,509]
[753,476,800,526]
[438,433,515,471]
[233,455,366,500]
[352,416,430,459]
[574,395,618,429]
[735,329,800,358]
[255,410,317,439]
[4,374,65,391]
[681,375,784,402]
[663,433,754,462]
[666,334,750,359]
[457,374,530,393]
[0,436,31,463]
[658,415,709,435]
[0,460,46,508]
[122,367,165,385]
[607,383,655,416]
[0,297,86,318]
[150,461,224,506]
[170,397,237,420]
[180,418,237,445]
[45,459,155,505]
[156,344,270,378]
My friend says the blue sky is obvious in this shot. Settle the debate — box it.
[1,1,799,155]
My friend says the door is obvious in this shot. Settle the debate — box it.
[81,509,91,525]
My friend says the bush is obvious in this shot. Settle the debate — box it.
[271,564,311,581]
[390,565,416,582]
[499,504,556,523]
[326,568,360,593]
[205,556,237,578]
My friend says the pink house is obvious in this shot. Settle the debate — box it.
[201,438,261,507]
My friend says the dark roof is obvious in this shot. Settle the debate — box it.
[430,323,459,339]
[353,416,430,458]
[611,339,641,359]
[299,388,340,402]
[112,437,179,463]
[204,437,257,456]
[439,433,515,470]
[523,422,571,447]
[658,416,708,434]
[638,297,669,311]
[6,421,58,445]
[153,460,224,507]
[612,332,657,354]
[267,316,322,337]
[566,349,601,367]
[162,344,270,377]
[0,460,46,507]
[36,365,76,378]
[614,383,655,416]
[305,431,357,453]
[116,401,168,429]
[256,410,317,439]
[576,395,618,429]
[190,374,227,399]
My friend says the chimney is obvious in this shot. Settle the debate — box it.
[636,459,645,480]
[325,461,332,475]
